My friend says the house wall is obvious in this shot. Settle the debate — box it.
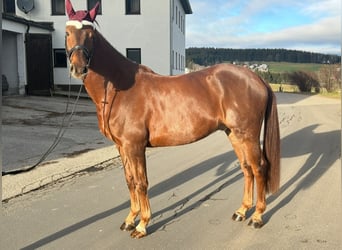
[171,0,187,75]
[2,31,19,95]
[10,0,190,87]
[95,0,171,75]
[2,18,52,94]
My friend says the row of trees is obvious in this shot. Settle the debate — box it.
[186,48,341,65]
[256,64,341,93]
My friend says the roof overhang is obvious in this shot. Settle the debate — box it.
[2,13,54,31]
[180,0,193,14]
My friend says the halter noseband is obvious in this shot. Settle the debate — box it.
[67,44,92,67]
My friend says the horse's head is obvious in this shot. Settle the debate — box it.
[65,0,100,79]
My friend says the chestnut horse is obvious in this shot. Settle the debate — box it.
[65,0,280,239]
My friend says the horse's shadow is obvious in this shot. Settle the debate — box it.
[22,148,239,249]
[22,124,340,248]
[147,150,242,233]
[263,124,340,223]
[148,125,341,232]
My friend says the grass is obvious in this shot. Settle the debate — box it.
[319,91,341,99]
[265,62,341,97]
[270,83,341,99]
[269,83,299,92]
[266,62,323,73]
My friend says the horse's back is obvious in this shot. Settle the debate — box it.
[136,63,268,146]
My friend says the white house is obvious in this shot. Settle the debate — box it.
[2,0,192,95]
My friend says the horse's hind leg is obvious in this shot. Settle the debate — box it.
[228,131,254,222]
[244,140,267,228]
[228,130,267,228]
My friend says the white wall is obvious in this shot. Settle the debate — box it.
[14,0,83,86]
[2,31,19,95]
[12,0,190,86]
[171,0,187,75]
[94,1,171,75]
[2,18,52,94]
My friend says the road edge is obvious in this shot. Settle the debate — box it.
[2,146,120,201]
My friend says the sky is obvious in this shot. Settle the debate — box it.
[186,0,341,55]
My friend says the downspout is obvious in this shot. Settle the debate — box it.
[26,22,30,33]
[24,22,30,94]
[170,0,173,75]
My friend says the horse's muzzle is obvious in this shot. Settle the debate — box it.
[70,64,88,79]
[67,45,92,79]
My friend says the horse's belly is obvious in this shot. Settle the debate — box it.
[148,118,218,147]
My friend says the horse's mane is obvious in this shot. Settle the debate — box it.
[93,28,157,79]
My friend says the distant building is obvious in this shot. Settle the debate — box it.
[2,0,192,95]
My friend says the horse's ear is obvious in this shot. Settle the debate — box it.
[65,0,75,18]
[89,2,100,22]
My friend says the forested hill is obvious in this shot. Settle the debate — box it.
[186,48,341,66]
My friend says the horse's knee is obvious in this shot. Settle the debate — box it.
[253,164,266,177]
[135,182,148,194]
[241,162,253,177]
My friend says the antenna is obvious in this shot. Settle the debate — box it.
[17,0,35,14]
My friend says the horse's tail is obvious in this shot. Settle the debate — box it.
[263,83,280,194]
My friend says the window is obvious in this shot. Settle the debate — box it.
[126,48,141,64]
[175,52,178,70]
[179,54,181,70]
[54,49,67,68]
[178,10,181,29]
[172,0,174,20]
[172,50,174,69]
[4,0,15,13]
[51,0,65,15]
[181,16,184,33]
[176,6,178,24]
[126,0,140,15]
[87,0,102,14]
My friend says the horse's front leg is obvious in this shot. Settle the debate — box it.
[120,165,140,232]
[118,144,151,239]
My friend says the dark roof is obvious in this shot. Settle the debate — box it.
[2,13,54,31]
[180,0,193,14]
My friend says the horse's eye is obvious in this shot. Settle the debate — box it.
[65,32,70,37]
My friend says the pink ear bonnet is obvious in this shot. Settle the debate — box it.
[65,0,100,29]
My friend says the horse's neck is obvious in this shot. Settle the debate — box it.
[84,30,138,103]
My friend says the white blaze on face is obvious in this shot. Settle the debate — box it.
[66,20,95,29]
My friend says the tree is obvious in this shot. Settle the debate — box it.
[318,64,341,92]
[287,71,320,93]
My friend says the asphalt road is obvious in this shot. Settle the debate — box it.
[1,93,341,250]
[2,95,112,173]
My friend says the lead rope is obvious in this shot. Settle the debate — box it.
[2,76,83,175]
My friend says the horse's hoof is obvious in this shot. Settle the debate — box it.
[120,222,135,231]
[232,212,245,222]
[247,219,263,229]
[130,229,147,239]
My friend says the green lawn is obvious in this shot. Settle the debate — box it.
[266,62,323,73]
